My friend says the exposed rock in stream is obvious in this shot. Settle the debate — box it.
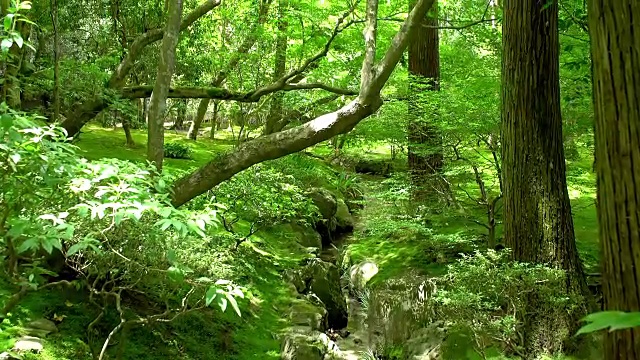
[302,259,349,329]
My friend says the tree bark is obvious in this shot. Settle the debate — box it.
[2,20,30,108]
[171,0,436,207]
[588,1,640,358]
[209,101,219,139]
[188,0,273,140]
[187,97,209,139]
[50,0,60,122]
[172,99,187,130]
[59,0,221,137]
[264,0,288,135]
[147,0,184,171]
[501,0,589,355]
[408,0,442,199]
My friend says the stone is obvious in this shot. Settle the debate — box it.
[280,332,325,360]
[349,261,378,294]
[308,188,337,220]
[26,318,58,334]
[288,222,323,249]
[319,247,340,264]
[288,300,328,332]
[403,325,444,360]
[284,269,307,294]
[12,336,43,353]
[335,199,354,233]
[303,259,348,329]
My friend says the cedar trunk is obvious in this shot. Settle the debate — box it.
[588,0,640,358]
[501,0,589,355]
[407,0,442,198]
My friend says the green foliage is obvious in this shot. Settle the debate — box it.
[433,250,583,357]
[577,311,640,335]
[208,165,320,246]
[164,141,192,159]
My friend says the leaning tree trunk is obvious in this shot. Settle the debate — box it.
[407,0,442,199]
[588,0,640,358]
[264,0,288,135]
[146,0,184,171]
[501,0,589,355]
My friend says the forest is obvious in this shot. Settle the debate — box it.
[0,0,638,359]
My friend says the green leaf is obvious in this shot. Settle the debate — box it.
[577,311,640,335]
[167,266,184,283]
[4,16,11,31]
[1,38,12,51]
[166,249,177,264]
[42,239,53,254]
[13,35,22,48]
[205,286,217,306]
[67,243,86,256]
[217,296,228,312]
[226,293,241,317]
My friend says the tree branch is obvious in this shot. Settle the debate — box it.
[170,0,437,207]
[109,0,222,88]
[121,83,358,100]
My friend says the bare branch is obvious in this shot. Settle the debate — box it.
[109,0,222,88]
[121,83,358,100]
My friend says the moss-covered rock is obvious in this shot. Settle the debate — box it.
[302,259,348,329]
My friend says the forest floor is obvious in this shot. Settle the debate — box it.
[0,125,601,359]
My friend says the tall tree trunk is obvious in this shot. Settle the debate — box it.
[187,99,208,139]
[209,101,219,139]
[2,20,30,108]
[501,0,589,355]
[172,99,187,130]
[264,0,288,135]
[142,98,149,125]
[122,117,135,147]
[147,0,184,171]
[588,1,640,358]
[407,0,442,199]
[187,0,272,140]
[50,0,60,123]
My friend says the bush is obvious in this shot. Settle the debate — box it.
[0,111,244,358]
[164,141,192,159]
[432,250,585,358]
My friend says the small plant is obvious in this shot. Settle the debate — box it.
[164,141,192,159]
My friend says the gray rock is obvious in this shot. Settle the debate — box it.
[349,261,378,294]
[308,188,337,220]
[26,318,57,334]
[13,336,43,353]
[335,199,354,232]
[281,332,325,360]
[288,222,323,249]
[284,269,307,293]
[303,259,348,329]
[288,300,328,332]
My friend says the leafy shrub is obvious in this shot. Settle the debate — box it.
[432,250,584,358]
[204,165,320,247]
[164,141,192,159]
[0,110,244,358]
